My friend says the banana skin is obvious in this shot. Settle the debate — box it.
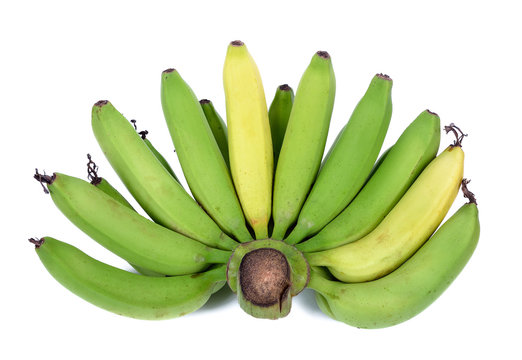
[268,84,294,167]
[308,200,479,329]
[31,237,226,320]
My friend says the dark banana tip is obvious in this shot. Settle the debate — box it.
[230,40,244,46]
[316,51,330,59]
[376,73,392,81]
[163,68,176,74]
[426,109,439,117]
[444,123,467,147]
[200,99,211,105]
[94,100,109,107]
[279,84,292,91]
[34,169,55,193]
[28,237,45,249]
[461,179,477,205]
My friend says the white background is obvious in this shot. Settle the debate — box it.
[2,0,521,358]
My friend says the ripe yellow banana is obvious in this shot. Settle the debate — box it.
[91,100,237,249]
[161,69,251,242]
[285,74,393,244]
[31,236,226,320]
[35,172,231,275]
[271,51,336,240]
[297,109,440,252]
[306,140,464,282]
[223,40,273,239]
[308,184,479,328]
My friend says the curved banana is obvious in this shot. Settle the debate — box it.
[91,100,237,249]
[223,40,273,239]
[268,84,294,167]
[161,69,251,242]
[200,99,230,168]
[285,74,393,244]
[271,52,336,240]
[308,189,479,329]
[30,236,226,320]
[129,120,180,183]
[305,141,464,282]
[297,109,440,252]
[35,172,231,275]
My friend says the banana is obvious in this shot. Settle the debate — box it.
[297,110,440,252]
[91,100,237,249]
[161,69,251,242]
[308,183,480,329]
[129,119,180,183]
[285,74,393,244]
[223,40,273,239]
[200,99,230,168]
[30,236,226,320]
[271,52,336,240]
[34,172,232,274]
[268,84,294,167]
[305,138,464,282]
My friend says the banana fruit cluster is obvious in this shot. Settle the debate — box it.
[31,40,480,328]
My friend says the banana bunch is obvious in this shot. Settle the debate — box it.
[30,40,479,327]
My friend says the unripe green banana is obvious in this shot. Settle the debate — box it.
[272,52,336,240]
[268,84,294,167]
[161,69,251,242]
[30,236,226,320]
[200,99,230,168]
[285,74,393,244]
[297,110,440,252]
[306,142,464,282]
[91,100,237,249]
[308,187,480,329]
[35,172,231,275]
[130,119,180,183]
[223,40,273,239]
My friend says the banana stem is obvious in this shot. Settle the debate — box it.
[28,237,45,248]
[461,178,477,205]
[34,169,55,194]
[444,123,467,147]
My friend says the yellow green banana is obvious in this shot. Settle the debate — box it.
[271,52,336,240]
[35,172,231,274]
[297,109,440,252]
[30,236,226,320]
[223,40,273,239]
[305,140,464,282]
[200,99,230,168]
[308,184,479,328]
[285,74,393,244]
[161,69,251,242]
[129,119,180,182]
[91,100,236,248]
[268,84,294,167]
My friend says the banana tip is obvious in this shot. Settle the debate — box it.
[316,51,330,59]
[376,73,392,81]
[279,84,292,91]
[426,109,439,117]
[200,99,211,104]
[230,40,244,46]
[28,237,45,249]
[163,68,176,74]
[94,100,109,107]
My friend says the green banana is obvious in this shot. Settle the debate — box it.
[305,143,464,282]
[91,100,237,249]
[285,74,393,245]
[34,172,231,275]
[268,84,294,167]
[30,236,226,320]
[272,52,336,240]
[161,69,251,242]
[297,110,440,252]
[308,186,480,329]
[129,119,180,182]
[200,99,230,168]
